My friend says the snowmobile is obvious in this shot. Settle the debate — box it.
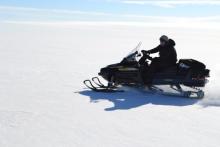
[84,42,210,98]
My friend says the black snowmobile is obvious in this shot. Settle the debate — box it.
[84,42,210,98]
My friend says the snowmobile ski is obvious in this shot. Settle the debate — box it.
[92,77,109,88]
[83,79,124,93]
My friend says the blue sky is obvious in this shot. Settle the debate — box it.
[1,0,220,22]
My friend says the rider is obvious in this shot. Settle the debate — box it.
[140,35,177,84]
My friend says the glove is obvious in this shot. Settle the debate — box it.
[141,50,150,55]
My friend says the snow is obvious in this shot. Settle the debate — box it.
[1,21,220,147]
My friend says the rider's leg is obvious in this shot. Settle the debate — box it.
[145,59,158,85]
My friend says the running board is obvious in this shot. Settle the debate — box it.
[145,85,204,99]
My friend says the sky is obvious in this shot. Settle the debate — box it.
[1,0,220,22]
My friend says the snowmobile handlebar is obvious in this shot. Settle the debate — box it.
[140,51,153,60]
[137,53,142,57]
[121,50,153,64]
[141,50,150,55]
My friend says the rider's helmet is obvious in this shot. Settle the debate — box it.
[159,35,169,42]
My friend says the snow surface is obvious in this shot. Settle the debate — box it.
[1,22,220,147]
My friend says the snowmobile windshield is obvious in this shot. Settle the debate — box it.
[124,42,142,61]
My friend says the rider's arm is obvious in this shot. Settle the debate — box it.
[147,45,160,54]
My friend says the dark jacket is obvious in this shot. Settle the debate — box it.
[148,39,177,64]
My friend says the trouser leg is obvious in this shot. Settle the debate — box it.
[145,60,158,84]
[146,67,156,84]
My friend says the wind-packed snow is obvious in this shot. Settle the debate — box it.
[1,22,220,147]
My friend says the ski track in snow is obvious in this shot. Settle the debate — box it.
[1,22,220,147]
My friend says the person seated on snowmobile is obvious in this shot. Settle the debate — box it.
[139,35,177,84]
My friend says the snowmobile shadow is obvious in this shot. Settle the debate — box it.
[79,90,199,111]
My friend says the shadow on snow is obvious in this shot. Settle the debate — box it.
[79,88,199,111]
